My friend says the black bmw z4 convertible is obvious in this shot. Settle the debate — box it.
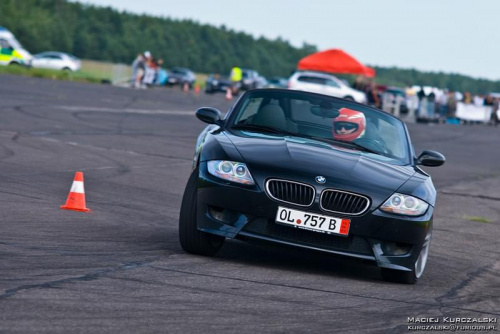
[179,89,445,284]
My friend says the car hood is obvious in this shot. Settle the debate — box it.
[224,132,416,207]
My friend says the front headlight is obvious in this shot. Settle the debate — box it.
[207,160,255,185]
[380,193,429,216]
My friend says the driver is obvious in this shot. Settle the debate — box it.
[332,108,366,142]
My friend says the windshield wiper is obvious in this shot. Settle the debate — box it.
[231,124,296,136]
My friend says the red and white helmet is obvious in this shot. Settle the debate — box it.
[332,108,366,141]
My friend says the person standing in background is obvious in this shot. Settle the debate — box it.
[491,98,499,126]
[352,76,365,91]
[142,51,156,87]
[463,92,472,104]
[226,66,242,100]
[131,53,145,88]
[427,90,436,118]
[483,95,493,106]
[230,67,242,93]
[366,82,380,108]
[446,91,457,119]
[417,87,426,117]
[439,89,449,122]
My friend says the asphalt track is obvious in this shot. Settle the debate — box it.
[0,75,499,333]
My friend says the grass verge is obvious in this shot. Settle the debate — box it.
[463,215,492,223]
[0,63,108,83]
[1,61,208,89]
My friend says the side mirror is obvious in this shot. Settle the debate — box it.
[416,150,446,167]
[196,107,222,124]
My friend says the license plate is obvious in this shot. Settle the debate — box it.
[275,206,351,236]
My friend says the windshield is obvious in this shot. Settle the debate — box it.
[8,36,23,50]
[229,90,411,164]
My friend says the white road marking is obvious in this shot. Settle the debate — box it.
[57,106,194,115]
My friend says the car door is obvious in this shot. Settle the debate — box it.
[32,54,50,69]
[324,78,343,98]
[46,54,64,70]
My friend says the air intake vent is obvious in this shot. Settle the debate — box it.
[320,190,370,215]
[265,179,315,207]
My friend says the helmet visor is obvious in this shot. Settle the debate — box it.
[334,121,359,134]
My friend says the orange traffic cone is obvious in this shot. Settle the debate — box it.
[61,171,90,212]
[194,84,201,95]
[225,87,233,100]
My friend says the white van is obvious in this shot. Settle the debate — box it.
[0,27,32,66]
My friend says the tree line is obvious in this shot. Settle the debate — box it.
[1,0,499,94]
[0,0,315,77]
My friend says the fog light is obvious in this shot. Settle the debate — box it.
[381,242,412,256]
[208,206,225,222]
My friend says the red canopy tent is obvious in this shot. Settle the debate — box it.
[298,49,375,78]
[363,66,376,78]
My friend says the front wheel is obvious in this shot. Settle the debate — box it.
[178,168,225,256]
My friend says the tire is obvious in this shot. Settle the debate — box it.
[178,168,225,256]
[381,230,432,284]
[62,67,72,72]
[343,96,354,101]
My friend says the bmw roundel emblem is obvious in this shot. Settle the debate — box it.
[315,176,326,184]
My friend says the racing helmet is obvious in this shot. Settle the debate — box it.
[332,108,366,141]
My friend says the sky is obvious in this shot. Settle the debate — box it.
[74,0,500,80]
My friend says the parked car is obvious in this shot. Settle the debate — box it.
[0,27,32,66]
[205,74,232,94]
[288,71,366,104]
[266,77,288,89]
[179,88,445,284]
[30,52,81,71]
[241,69,267,90]
[167,67,196,88]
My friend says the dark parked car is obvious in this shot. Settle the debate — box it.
[167,67,196,88]
[179,89,445,284]
[205,74,233,94]
[241,69,266,90]
[266,76,288,89]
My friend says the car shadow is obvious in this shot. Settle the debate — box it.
[210,237,384,284]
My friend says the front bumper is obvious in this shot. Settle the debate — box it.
[196,162,433,272]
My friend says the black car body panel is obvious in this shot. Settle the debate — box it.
[184,89,443,280]
[200,131,419,210]
[195,160,432,271]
